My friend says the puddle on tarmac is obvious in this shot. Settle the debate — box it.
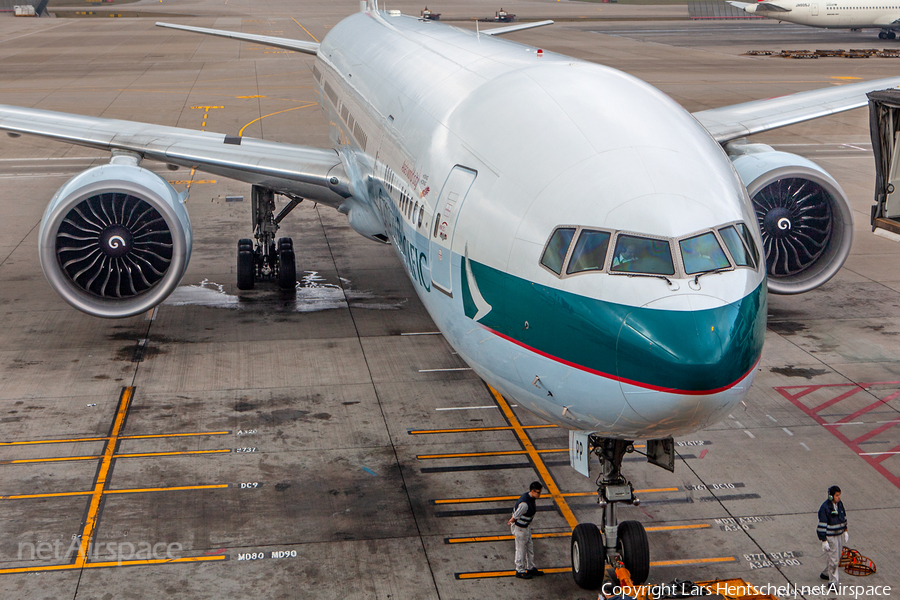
[164,274,406,312]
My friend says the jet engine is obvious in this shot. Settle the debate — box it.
[728,143,853,295]
[38,162,192,318]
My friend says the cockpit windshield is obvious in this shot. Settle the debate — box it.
[679,232,730,275]
[567,230,611,274]
[610,235,675,276]
[540,227,575,275]
[718,225,754,268]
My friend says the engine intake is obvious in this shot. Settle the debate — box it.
[728,145,853,295]
[39,164,192,318]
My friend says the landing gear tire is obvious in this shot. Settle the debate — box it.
[237,248,255,290]
[890,31,897,40]
[238,238,253,252]
[278,247,296,290]
[880,31,888,39]
[617,520,650,585]
[571,523,604,590]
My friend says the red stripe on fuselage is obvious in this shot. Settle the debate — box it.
[481,324,758,396]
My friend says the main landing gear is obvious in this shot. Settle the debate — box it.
[879,30,897,40]
[571,438,651,590]
[237,185,303,290]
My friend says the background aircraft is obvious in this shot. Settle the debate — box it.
[1,0,898,589]
[730,0,900,38]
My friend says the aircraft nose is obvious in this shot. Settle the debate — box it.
[615,288,766,428]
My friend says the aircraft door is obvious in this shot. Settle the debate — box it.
[429,166,477,296]
[811,3,818,16]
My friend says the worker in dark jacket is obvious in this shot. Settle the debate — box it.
[817,485,848,583]
[507,481,544,579]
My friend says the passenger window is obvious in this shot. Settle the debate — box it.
[679,232,730,274]
[418,206,424,228]
[737,223,760,267]
[433,214,441,238]
[610,235,675,275]
[540,228,576,275]
[719,225,754,268]
[567,230,611,274]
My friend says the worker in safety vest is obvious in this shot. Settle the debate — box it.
[507,481,544,579]
[817,485,848,583]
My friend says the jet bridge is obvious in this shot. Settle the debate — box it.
[868,89,900,238]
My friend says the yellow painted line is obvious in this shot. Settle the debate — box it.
[76,386,133,566]
[446,524,708,544]
[292,17,320,42]
[1,491,91,500]
[0,431,230,447]
[0,555,226,575]
[113,450,231,459]
[433,487,679,504]
[458,567,572,579]
[0,436,107,446]
[409,424,557,435]
[489,386,579,529]
[457,557,735,578]
[121,431,231,440]
[236,95,266,99]
[831,76,862,80]
[651,556,736,566]
[238,102,317,137]
[0,449,229,465]
[449,532,571,543]
[416,448,567,459]
[190,106,224,109]
[1,484,230,501]
[0,455,101,465]
[105,484,229,494]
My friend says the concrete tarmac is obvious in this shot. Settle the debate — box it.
[0,1,897,599]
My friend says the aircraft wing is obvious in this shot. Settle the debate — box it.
[155,22,320,55]
[693,77,900,143]
[482,20,554,36]
[0,104,350,206]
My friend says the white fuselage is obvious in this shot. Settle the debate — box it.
[312,10,768,439]
[748,0,900,29]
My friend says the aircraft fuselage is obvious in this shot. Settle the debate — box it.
[313,9,767,439]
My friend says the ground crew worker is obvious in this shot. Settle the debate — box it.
[507,481,544,579]
[817,485,848,583]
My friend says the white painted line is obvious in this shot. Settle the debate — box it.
[145,306,159,321]
[401,332,442,336]
[419,368,473,373]
[876,419,900,424]
[733,421,744,428]
[859,451,900,456]
[842,144,868,151]
[824,422,864,426]
[782,428,793,436]
[766,414,777,422]
[800,443,811,451]
[435,405,517,411]
[744,430,755,439]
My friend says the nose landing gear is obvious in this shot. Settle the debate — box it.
[571,438,651,590]
[236,186,303,290]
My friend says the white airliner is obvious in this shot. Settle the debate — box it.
[0,0,897,588]
[730,0,900,38]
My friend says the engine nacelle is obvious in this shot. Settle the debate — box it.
[728,144,853,295]
[38,163,192,318]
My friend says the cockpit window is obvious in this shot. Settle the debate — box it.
[567,230,611,275]
[541,227,575,275]
[610,235,675,275]
[679,232,730,275]
[736,223,760,267]
[718,225,754,268]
